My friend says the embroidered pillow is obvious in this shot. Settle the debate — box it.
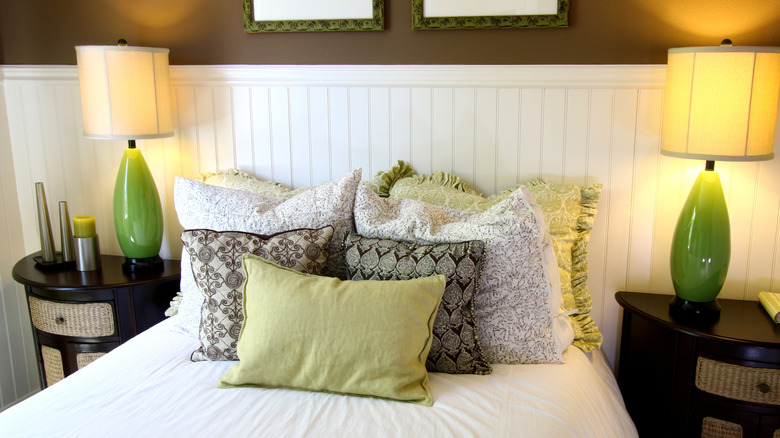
[344,233,491,375]
[173,168,360,338]
[354,183,566,364]
[182,226,334,361]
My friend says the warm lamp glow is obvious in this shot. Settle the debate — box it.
[661,45,780,161]
[76,45,173,140]
[635,0,780,39]
[110,0,198,28]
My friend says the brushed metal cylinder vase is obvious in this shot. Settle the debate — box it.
[75,236,101,271]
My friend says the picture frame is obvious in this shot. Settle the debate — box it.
[412,0,569,30]
[244,0,384,32]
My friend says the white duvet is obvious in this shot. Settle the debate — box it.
[0,317,637,437]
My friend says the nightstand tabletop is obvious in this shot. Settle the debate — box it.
[616,291,780,350]
[12,253,181,291]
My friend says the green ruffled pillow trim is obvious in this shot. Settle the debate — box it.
[196,168,254,182]
[416,171,482,195]
[367,160,417,197]
[570,183,603,352]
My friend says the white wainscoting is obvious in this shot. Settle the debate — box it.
[2,64,780,410]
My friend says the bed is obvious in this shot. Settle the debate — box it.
[0,163,637,437]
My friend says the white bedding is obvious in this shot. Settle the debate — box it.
[0,317,637,438]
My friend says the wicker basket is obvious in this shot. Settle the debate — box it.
[40,345,64,387]
[29,296,115,338]
[696,357,779,405]
[701,416,742,438]
[76,352,106,369]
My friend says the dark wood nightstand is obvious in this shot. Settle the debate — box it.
[12,253,181,388]
[615,291,780,438]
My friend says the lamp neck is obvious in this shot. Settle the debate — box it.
[705,160,715,171]
[128,139,136,149]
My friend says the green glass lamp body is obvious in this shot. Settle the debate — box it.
[113,142,163,270]
[670,167,730,308]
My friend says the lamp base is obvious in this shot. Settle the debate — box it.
[122,255,163,273]
[669,296,721,324]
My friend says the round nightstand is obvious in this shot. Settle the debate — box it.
[12,253,181,388]
[615,291,780,437]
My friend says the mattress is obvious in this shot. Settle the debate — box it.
[0,316,637,437]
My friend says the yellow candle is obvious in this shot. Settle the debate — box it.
[73,215,96,238]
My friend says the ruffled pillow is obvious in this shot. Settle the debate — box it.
[384,162,603,352]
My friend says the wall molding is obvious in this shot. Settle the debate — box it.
[1,64,667,88]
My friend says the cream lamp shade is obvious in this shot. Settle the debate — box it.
[75,45,174,140]
[661,44,780,161]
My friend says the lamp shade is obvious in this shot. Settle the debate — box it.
[661,45,780,161]
[76,45,174,140]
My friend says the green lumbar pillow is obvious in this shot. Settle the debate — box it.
[218,254,445,406]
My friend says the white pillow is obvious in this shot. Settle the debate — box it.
[353,182,570,364]
[173,169,361,337]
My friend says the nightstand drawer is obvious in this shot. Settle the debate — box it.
[28,296,115,338]
[696,356,780,406]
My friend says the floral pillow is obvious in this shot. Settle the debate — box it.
[182,227,334,361]
[354,183,569,364]
[381,162,603,352]
[173,169,361,338]
[344,233,491,375]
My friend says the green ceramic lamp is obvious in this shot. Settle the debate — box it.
[661,40,780,321]
[76,41,173,272]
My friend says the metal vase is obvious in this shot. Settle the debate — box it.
[59,201,75,262]
[35,182,56,262]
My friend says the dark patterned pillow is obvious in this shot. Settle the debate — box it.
[182,226,334,361]
[344,233,491,375]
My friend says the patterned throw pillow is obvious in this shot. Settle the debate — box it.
[384,163,602,352]
[182,226,334,361]
[354,183,566,364]
[344,233,491,375]
[173,169,361,338]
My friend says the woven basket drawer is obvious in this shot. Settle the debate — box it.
[701,417,742,438]
[41,345,64,387]
[696,357,780,406]
[76,352,106,369]
[29,296,115,337]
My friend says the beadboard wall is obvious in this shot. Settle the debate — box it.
[2,64,780,410]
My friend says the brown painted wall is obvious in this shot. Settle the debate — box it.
[1,0,779,65]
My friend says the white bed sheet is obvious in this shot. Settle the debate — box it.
[0,317,637,438]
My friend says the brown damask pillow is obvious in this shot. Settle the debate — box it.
[182,226,334,361]
[344,233,491,375]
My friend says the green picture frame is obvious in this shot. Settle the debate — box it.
[244,0,384,32]
[412,0,568,30]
